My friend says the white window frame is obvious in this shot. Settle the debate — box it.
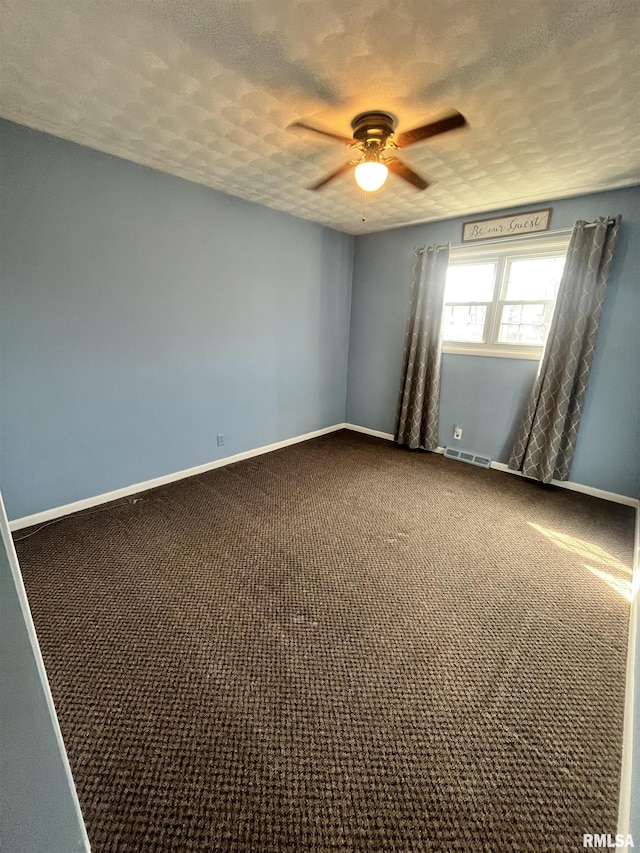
[442,234,571,360]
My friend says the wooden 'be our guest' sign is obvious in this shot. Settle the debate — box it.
[462,208,552,242]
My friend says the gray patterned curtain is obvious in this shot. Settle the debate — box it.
[509,216,621,483]
[395,244,450,450]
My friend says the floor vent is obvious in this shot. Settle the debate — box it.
[444,447,492,468]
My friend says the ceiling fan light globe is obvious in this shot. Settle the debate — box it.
[354,161,388,192]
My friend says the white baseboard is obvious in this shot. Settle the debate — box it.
[343,424,445,454]
[345,431,637,506]
[9,423,347,532]
[12,419,636,528]
[490,460,639,508]
[11,422,401,530]
[343,423,394,441]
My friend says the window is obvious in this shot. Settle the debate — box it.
[442,236,570,359]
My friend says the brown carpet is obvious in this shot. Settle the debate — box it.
[15,430,634,852]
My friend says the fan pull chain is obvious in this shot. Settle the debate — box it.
[362,191,368,222]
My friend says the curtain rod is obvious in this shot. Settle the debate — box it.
[418,218,618,253]
[451,228,571,250]
[450,219,618,250]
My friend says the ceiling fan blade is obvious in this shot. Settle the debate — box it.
[395,111,467,148]
[288,121,354,145]
[308,162,355,190]
[386,159,429,191]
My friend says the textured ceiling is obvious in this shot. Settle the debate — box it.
[1,0,639,234]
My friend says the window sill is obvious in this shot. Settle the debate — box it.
[442,346,542,361]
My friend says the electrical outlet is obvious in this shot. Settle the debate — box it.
[453,426,463,440]
[217,434,224,447]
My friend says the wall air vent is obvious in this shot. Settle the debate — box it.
[444,447,492,468]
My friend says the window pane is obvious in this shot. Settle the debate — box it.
[504,257,565,301]
[518,324,548,344]
[497,303,554,345]
[443,304,487,342]
[445,263,496,303]
[520,303,547,324]
[503,304,523,324]
[500,324,521,343]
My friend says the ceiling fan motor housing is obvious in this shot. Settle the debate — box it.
[351,111,397,145]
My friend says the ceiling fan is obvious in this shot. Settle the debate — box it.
[289,110,467,193]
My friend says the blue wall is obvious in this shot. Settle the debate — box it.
[346,187,640,499]
[3,119,635,512]
[0,120,354,519]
